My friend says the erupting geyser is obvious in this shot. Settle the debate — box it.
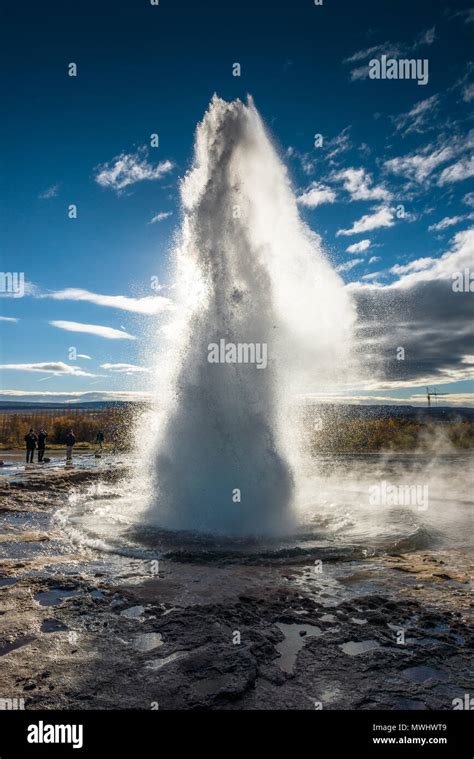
[137,95,357,536]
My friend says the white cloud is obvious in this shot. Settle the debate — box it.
[0,362,96,377]
[390,257,436,275]
[337,206,395,236]
[77,354,92,359]
[49,320,136,340]
[94,148,174,193]
[0,316,18,322]
[346,239,371,254]
[100,363,150,373]
[38,184,59,199]
[346,230,474,388]
[438,156,474,186]
[384,145,454,183]
[336,258,364,273]
[353,227,474,291]
[332,168,391,201]
[297,182,336,208]
[369,256,381,264]
[46,287,171,315]
[149,211,173,224]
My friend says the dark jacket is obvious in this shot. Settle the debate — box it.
[38,432,48,448]
[66,433,76,447]
[25,433,37,450]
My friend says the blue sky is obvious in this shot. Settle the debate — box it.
[1,0,473,405]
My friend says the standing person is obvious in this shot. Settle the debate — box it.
[95,430,104,451]
[65,429,76,462]
[24,428,37,464]
[37,428,48,463]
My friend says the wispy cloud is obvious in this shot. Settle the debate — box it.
[463,83,474,102]
[390,257,436,275]
[100,363,150,373]
[343,26,435,82]
[414,26,436,46]
[337,206,395,236]
[287,126,352,174]
[336,258,364,273]
[326,127,353,164]
[463,192,474,207]
[391,95,439,136]
[384,130,473,186]
[0,361,97,377]
[346,239,371,254]
[437,156,474,186]
[384,144,454,183]
[45,287,171,315]
[297,182,336,208]
[428,213,474,232]
[94,147,174,194]
[49,320,136,340]
[0,316,18,322]
[451,7,474,24]
[148,211,173,224]
[38,184,59,199]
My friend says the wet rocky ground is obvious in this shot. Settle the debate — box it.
[0,465,472,710]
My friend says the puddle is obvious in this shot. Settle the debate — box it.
[340,639,381,656]
[0,578,18,587]
[402,665,449,684]
[34,589,81,606]
[350,617,368,625]
[193,674,230,696]
[276,622,322,673]
[319,614,337,623]
[41,619,68,633]
[131,633,163,652]
[0,635,36,656]
[120,605,145,621]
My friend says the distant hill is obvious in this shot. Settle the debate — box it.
[0,400,472,421]
[302,403,474,423]
[0,400,136,411]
